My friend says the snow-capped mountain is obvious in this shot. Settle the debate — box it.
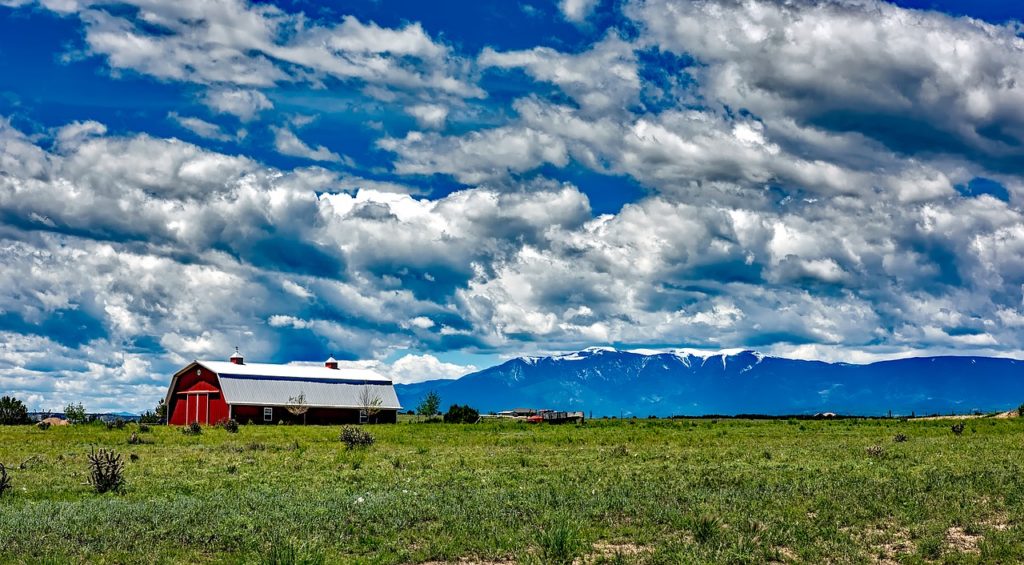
[395,348,1024,417]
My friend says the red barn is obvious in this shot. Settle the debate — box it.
[165,350,401,425]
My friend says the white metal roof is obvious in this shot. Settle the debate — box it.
[186,360,401,410]
[216,375,402,409]
[198,360,393,383]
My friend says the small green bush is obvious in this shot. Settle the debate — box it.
[951,423,965,436]
[893,433,908,443]
[340,426,374,449]
[443,404,480,424]
[220,419,240,433]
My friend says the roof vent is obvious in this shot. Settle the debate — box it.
[230,347,244,365]
[325,355,339,369]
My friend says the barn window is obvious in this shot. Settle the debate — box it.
[263,407,272,422]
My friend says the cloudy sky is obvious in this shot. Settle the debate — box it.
[2,0,1024,412]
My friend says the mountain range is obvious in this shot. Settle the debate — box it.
[394,348,1024,417]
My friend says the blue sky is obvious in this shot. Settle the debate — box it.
[2,0,1024,412]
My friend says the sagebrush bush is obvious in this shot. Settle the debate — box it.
[951,423,966,436]
[220,419,239,433]
[137,423,150,433]
[893,433,908,443]
[105,418,126,431]
[0,463,10,498]
[866,445,885,458]
[127,432,142,445]
[87,448,124,494]
[340,426,374,449]
[182,422,202,436]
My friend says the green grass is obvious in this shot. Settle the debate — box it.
[1,418,1023,563]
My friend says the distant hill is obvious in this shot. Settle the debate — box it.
[395,348,1024,417]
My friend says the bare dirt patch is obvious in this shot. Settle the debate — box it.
[945,526,982,554]
[417,559,516,565]
[767,546,798,564]
[578,542,654,564]
[844,523,916,563]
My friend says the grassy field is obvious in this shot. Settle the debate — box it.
[1,417,1023,564]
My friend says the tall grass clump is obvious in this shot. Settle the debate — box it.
[220,418,240,433]
[182,421,202,436]
[87,448,124,494]
[259,536,325,565]
[691,515,721,544]
[534,517,584,565]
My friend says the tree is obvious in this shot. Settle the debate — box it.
[358,385,383,424]
[140,398,166,424]
[286,391,310,425]
[417,391,441,417]
[0,396,29,425]
[64,402,87,425]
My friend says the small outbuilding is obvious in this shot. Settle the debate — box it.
[165,349,401,425]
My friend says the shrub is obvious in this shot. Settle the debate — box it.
[87,448,125,494]
[866,445,885,458]
[1018,403,1024,417]
[0,396,30,425]
[951,423,965,436]
[127,432,142,445]
[893,433,908,443]
[0,463,10,498]
[443,404,480,424]
[137,423,150,433]
[340,426,374,449]
[36,421,51,431]
[220,418,240,433]
[106,418,126,431]
[182,421,202,436]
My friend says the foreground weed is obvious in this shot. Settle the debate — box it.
[534,517,585,565]
[87,447,124,494]
[0,463,10,498]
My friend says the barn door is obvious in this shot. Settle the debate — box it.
[199,394,208,425]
